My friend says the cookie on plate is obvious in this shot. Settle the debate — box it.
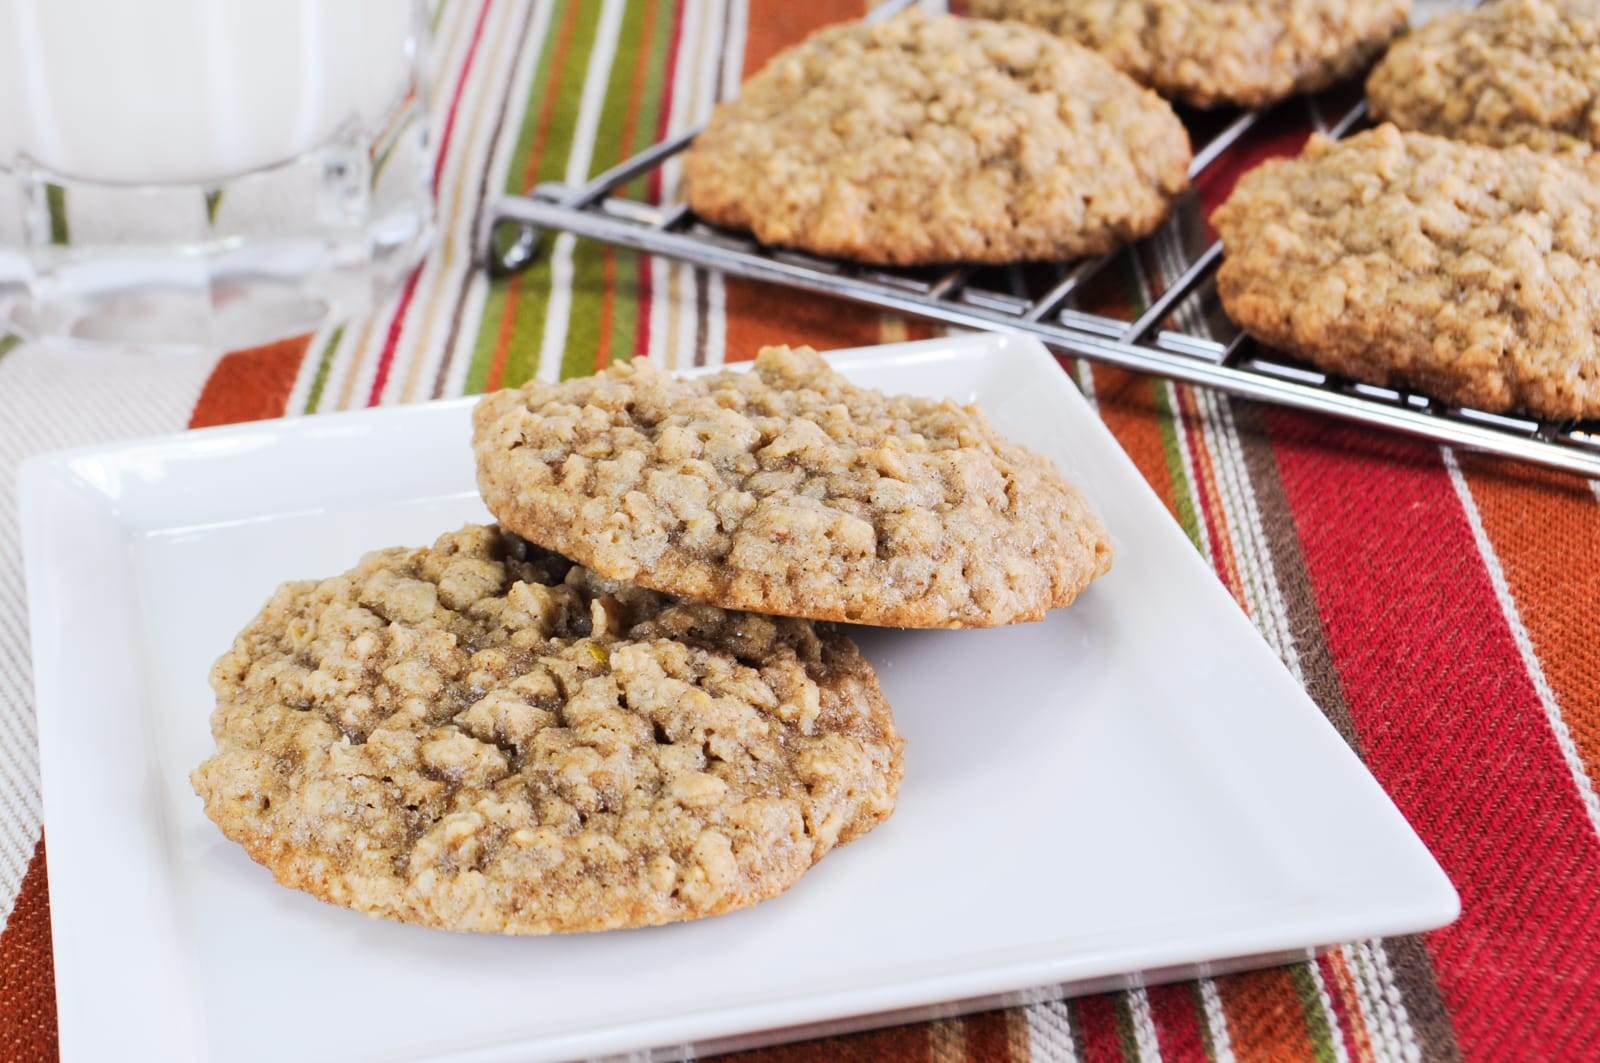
[1367,0,1600,153]
[681,9,1190,265]
[473,345,1113,629]
[969,0,1410,109]
[1213,124,1600,419]
[191,524,903,934]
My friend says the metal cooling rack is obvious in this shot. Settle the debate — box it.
[480,0,1600,479]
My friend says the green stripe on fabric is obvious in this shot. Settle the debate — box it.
[559,0,676,380]
[1114,996,1140,1062]
[1155,382,1206,551]
[0,334,20,363]
[1290,964,1341,1063]
[303,324,346,413]
[1196,987,1221,1063]
[45,184,69,245]
[465,0,605,393]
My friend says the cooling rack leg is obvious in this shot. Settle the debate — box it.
[483,205,543,278]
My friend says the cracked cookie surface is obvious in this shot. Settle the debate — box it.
[1213,125,1600,419]
[1368,0,1600,153]
[971,0,1409,109]
[473,346,1113,629]
[191,524,902,934]
[681,9,1190,265]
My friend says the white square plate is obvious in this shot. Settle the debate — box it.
[21,334,1456,1063]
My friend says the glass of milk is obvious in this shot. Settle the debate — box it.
[0,0,433,350]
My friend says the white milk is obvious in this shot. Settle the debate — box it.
[0,0,417,183]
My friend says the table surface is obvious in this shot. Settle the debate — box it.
[1,2,1597,1061]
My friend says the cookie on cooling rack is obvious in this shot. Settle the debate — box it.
[1367,0,1600,153]
[472,345,1113,629]
[968,0,1410,110]
[1213,124,1600,419]
[192,524,903,934]
[680,9,1190,266]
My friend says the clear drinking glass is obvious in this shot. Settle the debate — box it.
[0,0,433,351]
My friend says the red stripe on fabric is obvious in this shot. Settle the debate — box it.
[1267,411,1600,1060]
[1195,106,1314,224]
[432,0,494,189]
[1073,995,1125,1063]
[1146,983,1209,1063]
[366,0,493,406]
[366,266,423,405]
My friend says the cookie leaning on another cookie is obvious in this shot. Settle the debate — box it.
[473,346,1113,629]
[1367,0,1600,153]
[191,524,903,935]
[970,0,1410,110]
[682,9,1190,266]
[1213,124,1600,419]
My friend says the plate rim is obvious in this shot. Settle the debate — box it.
[21,332,1458,1063]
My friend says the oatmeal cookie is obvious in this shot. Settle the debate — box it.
[191,525,903,934]
[1213,125,1600,419]
[681,9,1190,265]
[970,0,1410,109]
[1367,0,1600,153]
[473,346,1113,629]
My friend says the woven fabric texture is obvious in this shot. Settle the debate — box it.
[0,2,1596,1060]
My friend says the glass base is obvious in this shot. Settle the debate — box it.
[0,111,432,353]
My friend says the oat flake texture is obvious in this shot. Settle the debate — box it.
[191,525,903,934]
[971,0,1410,110]
[473,346,1114,629]
[1213,125,1600,419]
[681,9,1190,266]
[1367,0,1600,153]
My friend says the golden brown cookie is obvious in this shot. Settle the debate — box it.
[192,525,902,934]
[681,9,1190,265]
[1368,0,1600,153]
[970,0,1410,109]
[1214,125,1600,419]
[473,346,1113,629]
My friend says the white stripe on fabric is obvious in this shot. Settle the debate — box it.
[439,0,555,400]
[1127,988,1164,1062]
[1199,978,1238,1063]
[0,342,215,926]
[536,0,626,383]
[383,0,523,405]
[1307,957,1353,1063]
[1023,998,1080,1063]
[648,0,709,365]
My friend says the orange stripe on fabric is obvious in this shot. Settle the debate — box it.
[0,838,58,1063]
[188,334,312,429]
[1216,967,1321,1063]
[722,0,889,360]
[963,1009,1017,1062]
[1086,363,1183,520]
[1459,455,1600,793]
